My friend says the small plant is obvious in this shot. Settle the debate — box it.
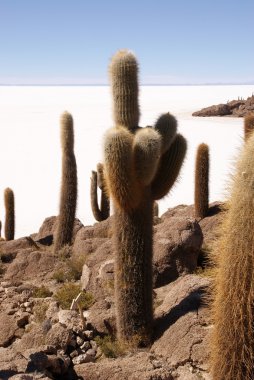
[52,255,86,283]
[32,286,53,298]
[94,335,125,358]
[54,283,94,310]
[57,244,72,260]
[52,269,65,283]
[33,301,48,323]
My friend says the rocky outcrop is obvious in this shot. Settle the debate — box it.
[192,95,254,117]
[0,203,224,379]
[153,217,203,287]
[75,275,211,380]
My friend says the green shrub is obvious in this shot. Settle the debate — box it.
[52,255,86,283]
[33,301,48,323]
[54,283,94,310]
[94,335,125,358]
[32,286,52,298]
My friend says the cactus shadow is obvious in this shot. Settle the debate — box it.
[153,285,207,341]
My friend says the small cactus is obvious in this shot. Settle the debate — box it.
[194,143,209,218]
[54,112,77,253]
[211,132,254,379]
[90,163,110,221]
[104,50,187,346]
[244,113,254,141]
[4,188,15,241]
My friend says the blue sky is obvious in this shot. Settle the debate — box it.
[1,0,254,85]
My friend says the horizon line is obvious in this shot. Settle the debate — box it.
[1,82,254,87]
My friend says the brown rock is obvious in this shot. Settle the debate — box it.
[0,237,38,262]
[34,216,83,245]
[45,323,74,352]
[75,352,174,380]
[192,103,230,117]
[4,250,56,283]
[0,314,18,347]
[152,275,211,373]
[153,217,203,287]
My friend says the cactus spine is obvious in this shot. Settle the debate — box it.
[54,112,77,253]
[211,132,254,379]
[194,143,209,218]
[244,113,254,141]
[90,163,110,221]
[104,50,187,346]
[4,188,15,241]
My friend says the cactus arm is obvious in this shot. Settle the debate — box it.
[151,134,187,200]
[154,113,177,154]
[104,126,141,211]
[133,127,162,186]
[109,50,140,131]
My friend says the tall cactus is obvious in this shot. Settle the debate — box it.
[244,113,254,141]
[194,143,209,218]
[104,50,187,346]
[90,163,110,221]
[4,188,15,241]
[54,112,77,253]
[211,132,254,379]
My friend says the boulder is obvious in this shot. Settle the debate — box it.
[75,351,174,380]
[34,216,83,245]
[193,95,254,118]
[153,217,203,287]
[0,237,38,262]
[4,250,56,283]
[0,314,18,347]
[192,103,230,117]
[152,274,211,373]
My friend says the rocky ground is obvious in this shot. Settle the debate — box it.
[192,95,254,117]
[0,202,224,380]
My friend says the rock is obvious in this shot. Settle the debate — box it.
[34,216,83,245]
[72,352,95,365]
[192,103,230,117]
[80,240,114,300]
[45,323,74,352]
[193,95,254,118]
[152,275,211,373]
[75,352,174,380]
[80,341,91,351]
[81,298,116,335]
[57,309,81,330]
[0,347,27,374]
[0,314,18,347]
[153,217,203,287]
[0,237,38,262]
[46,354,70,375]
[80,264,91,291]
[4,250,56,283]
[12,325,46,352]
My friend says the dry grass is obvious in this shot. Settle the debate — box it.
[54,282,94,310]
